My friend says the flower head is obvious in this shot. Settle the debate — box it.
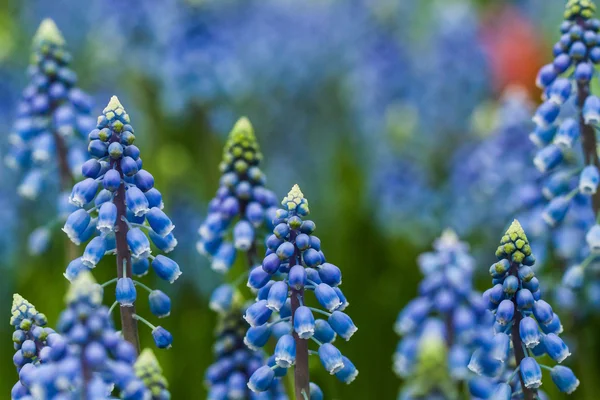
[197,117,278,274]
[63,96,179,347]
[6,19,93,200]
[9,294,56,398]
[25,272,148,398]
[469,220,577,397]
[394,230,493,396]
[245,185,357,392]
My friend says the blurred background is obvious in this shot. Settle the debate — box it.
[1,0,599,398]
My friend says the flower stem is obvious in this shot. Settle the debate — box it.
[509,261,536,400]
[289,230,310,399]
[111,136,140,354]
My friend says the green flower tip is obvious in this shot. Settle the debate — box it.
[231,116,255,141]
[10,294,38,326]
[135,348,169,392]
[220,116,262,172]
[101,95,131,126]
[33,19,65,47]
[495,219,534,264]
[565,0,596,20]
[135,348,160,369]
[282,184,310,214]
[66,271,103,306]
[103,95,125,115]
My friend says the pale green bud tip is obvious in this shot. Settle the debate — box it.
[11,294,36,315]
[505,219,528,244]
[66,271,103,306]
[136,348,160,368]
[33,19,65,46]
[103,95,125,114]
[565,0,596,19]
[282,184,310,213]
[10,294,38,326]
[232,117,254,138]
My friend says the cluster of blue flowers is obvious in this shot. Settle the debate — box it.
[63,95,178,349]
[198,117,278,278]
[244,185,358,397]
[198,117,289,399]
[531,0,600,304]
[3,19,95,256]
[469,220,579,398]
[19,272,149,398]
[394,230,493,398]
[206,306,287,400]
[5,19,92,197]
[134,349,170,400]
[10,294,55,399]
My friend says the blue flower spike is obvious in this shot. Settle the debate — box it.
[24,272,149,398]
[134,349,170,400]
[245,185,357,398]
[197,117,278,273]
[394,230,493,397]
[469,220,578,398]
[9,294,56,399]
[5,19,95,256]
[63,96,179,351]
[532,0,600,302]
[197,118,287,399]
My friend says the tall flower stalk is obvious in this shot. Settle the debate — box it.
[63,96,180,352]
[532,0,600,297]
[394,230,492,399]
[197,117,285,399]
[469,220,578,399]
[4,19,94,257]
[245,185,358,399]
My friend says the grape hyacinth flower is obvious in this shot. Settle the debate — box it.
[10,294,56,399]
[134,348,170,400]
[26,272,149,398]
[197,117,286,399]
[469,220,578,399]
[63,96,180,351]
[394,230,493,398]
[3,19,94,255]
[197,117,278,276]
[205,307,287,400]
[245,185,358,398]
[532,0,600,294]
[5,19,93,197]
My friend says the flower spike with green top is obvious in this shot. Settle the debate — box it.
[469,220,579,398]
[63,96,180,351]
[10,294,57,399]
[245,184,357,399]
[197,117,287,399]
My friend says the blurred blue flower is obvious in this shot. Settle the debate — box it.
[24,272,149,398]
[394,230,494,397]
